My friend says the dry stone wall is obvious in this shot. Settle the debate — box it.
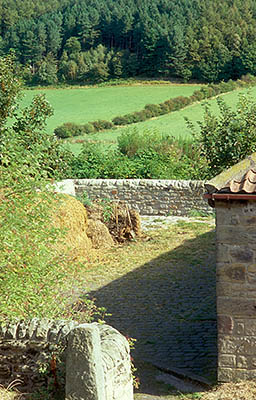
[0,320,133,400]
[57,179,211,216]
[0,319,77,393]
[216,200,256,382]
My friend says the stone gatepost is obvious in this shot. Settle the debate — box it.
[205,153,256,382]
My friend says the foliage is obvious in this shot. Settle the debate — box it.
[3,0,256,83]
[91,119,114,131]
[70,128,201,179]
[54,122,84,138]
[0,53,101,323]
[187,94,256,178]
[57,76,254,139]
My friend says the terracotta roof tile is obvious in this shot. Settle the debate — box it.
[227,169,256,193]
[205,153,256,194]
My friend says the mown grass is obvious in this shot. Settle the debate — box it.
[20,84,201,134]
[66,85,256,155]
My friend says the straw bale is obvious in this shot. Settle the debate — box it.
[129,209,142,237]
[52,194,92,259]
[87,219,114,249]
[86,200,142,243]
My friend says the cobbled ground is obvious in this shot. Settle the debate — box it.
[87,216,217,398]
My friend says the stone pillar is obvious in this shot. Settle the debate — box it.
[65,323,133,400]
[216,200,256,382]
[65,323,105,400]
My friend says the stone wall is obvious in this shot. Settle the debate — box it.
[0,319,133,400]
[57,179,211,216]
[216,200,256,382]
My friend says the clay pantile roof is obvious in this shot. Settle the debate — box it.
[228,169,256,193]
[205,153,256,194]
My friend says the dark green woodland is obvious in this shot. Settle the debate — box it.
[1,0,256,84]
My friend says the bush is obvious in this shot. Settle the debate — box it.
[54,122,83,138]
[199,86,216,98]
[188,94,256,178]
[159,102,170,114]
[0,53,96,321]
[144,103,162,117]
[117,127,176,157]
[240,73,256,85]
[112,115,129,125]
[91,119,114,131]
[163,99,176,111]
[82,123,95,134]
[191,90,206,101]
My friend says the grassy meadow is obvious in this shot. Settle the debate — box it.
[64,85,256,155]
[20,82,256,156]
[21,83,201,134]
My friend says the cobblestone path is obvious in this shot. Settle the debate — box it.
[87,217,217,397]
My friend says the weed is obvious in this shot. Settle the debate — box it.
[76,191,93,207]
[99,198,114,222]
[188,210,215,219]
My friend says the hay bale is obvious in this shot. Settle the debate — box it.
[87,219,114,249]
[129,209,142,237]
[53,194,92,260]
[85,200,142,243]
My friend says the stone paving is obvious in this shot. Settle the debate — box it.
[87,217,217,397]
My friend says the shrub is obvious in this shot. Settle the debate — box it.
[163,99,176,111]
[240,73,256,85]
[135,110,148,121]
[187,94,256,178]
[191,90,206,101]
[91,119,114,131]
[159,102,170,114]
[199,86,216,98]
[80,123,95,134]
[54,122,83,138]
[208,83,223,95]
[144,103,162,117]
[117,127,176,157]
[0,53,94,321]
[112,115,129,125]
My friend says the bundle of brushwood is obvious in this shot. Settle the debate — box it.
[85,200,142,245]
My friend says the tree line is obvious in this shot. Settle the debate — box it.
[1,0,256,84]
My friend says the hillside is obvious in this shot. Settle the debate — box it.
[1,0,256,84]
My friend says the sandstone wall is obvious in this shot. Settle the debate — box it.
[57,179,211,216]
[0,320,133,400]
[216,200,256,382]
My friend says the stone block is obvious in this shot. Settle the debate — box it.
[218,316,234,334]
[218,368,248,382]
[217,244,231,263]
[237,355,248,368]
[229,246,254,263]
[216,264,245,282]
[247,285,256,298]
[217,297,256,317]
[245,320,256,336]
[218,354,236,367]
[218,336,238,354]
[238,337,256,355]
[233,321,245,335]
[247,264,256,284]
[216,281,246,298]
[65,323,105,400]
[243,202,256,215]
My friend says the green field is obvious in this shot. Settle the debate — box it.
[66,86,256,155]
[21,84,256,156]
[21,84,201,134]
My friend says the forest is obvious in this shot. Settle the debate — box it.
[1,0,256,85]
